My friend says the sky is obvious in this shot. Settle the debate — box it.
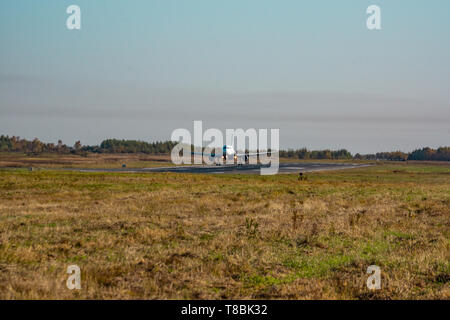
[0,0,449,153]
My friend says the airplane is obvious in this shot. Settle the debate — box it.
[193,144,277,165]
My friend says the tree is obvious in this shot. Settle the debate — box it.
[74,141,82,151]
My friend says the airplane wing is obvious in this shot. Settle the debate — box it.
[192,151,219,157]
[235,151,279,157]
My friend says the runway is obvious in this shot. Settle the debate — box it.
[75,162,369,175]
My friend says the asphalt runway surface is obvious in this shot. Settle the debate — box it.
[75,163,369,175]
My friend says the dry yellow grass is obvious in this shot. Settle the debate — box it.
[0,161,448,299]
[0,152,172,169]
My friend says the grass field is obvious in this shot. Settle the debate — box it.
[0,152,173,169]
[0,160,448,299]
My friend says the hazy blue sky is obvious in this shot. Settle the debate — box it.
[1,0,449,153]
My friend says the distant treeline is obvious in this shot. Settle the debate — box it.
[354,147,450,162]
[97,139,176,154]
[279,148,353,160]
[0,135,449,161]
[281,147,450,161]
[0,136,176,155]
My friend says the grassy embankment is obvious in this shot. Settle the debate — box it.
[0,161,448,299]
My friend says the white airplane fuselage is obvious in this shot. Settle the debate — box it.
[208,145,237,164]
[222,145,236,160]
